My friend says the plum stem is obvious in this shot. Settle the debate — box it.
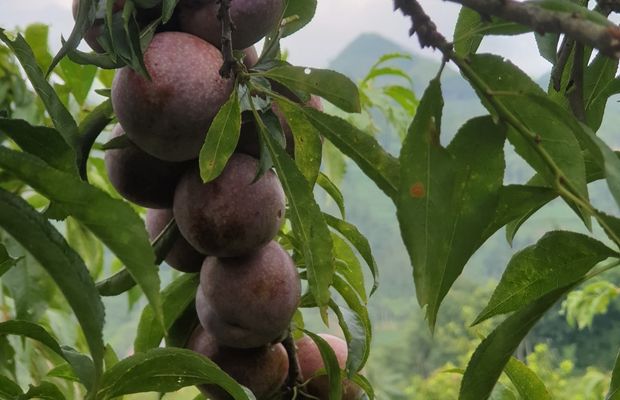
[282,328,301,399]
[76,99,114,181]
[217,0,237,78]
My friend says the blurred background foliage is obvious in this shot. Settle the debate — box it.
[1,24,620,399]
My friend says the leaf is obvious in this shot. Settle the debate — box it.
[134,273,199,353]
[0,189,104,384]
[275,99,322,186]
[199,89,241,183]
[317,173,346,219]
[258,118,334,310]
[282,0,317,37]
[303,331,343,400]
[398,82,506,329]
[467,55,588,211]
[504,357,552,400]
[59,57,98,106]
[328,301,367,380]
[24,24,53,72]
[332,234,366,303]
[351,373,375,400]
[66,217,104,279]
[324,213,378,296]
[608,349,620,399]
[47,0,95,75]
[534,33,559,64]
[96,348,251,400]
[0,244,20,278]
[264,66,361,113]
[474,231,616,325]
[161,0,179,23]
[21,382,65,400]
[460,285,571,400]
[332,275,371,373]
[303,107,399,200]
[0,147,162,331]
[0,31,79,148]
[0,376,23,399]
[0,118,76,174]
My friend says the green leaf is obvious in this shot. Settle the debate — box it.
[24,24,53,72]
[303,107,399,200]
[0,31,79,148]
[275,99,322,186]
[459,285,571,400]
[578,125,620,209]
[199,88,241,183]
[0,194,104,386]
[303,331,343,400]
[351,373,374,400]
[324,213,378,296]
[47,0,95,75]
[332,275,371,374]
[398,82,506,330]
[21,382,65,400]
[328,301,367,379]
[332,234,366,303]
[0,376,23,399]
[96,348,251,400]
[263,66,361,113]
[0,244,20,278]
[134,273,199,353]
[258,118,334,309]
[161,0,179,23]
[534,33,559,64]
[0,118,76,174]
[474,231,616,325]
[282,0,317,37]
[453,9,528,56]
[0,147,162,332]
[59,57,98,106]
[467,55,589,211]
[504,357,552,400]
[608,349,620,399]
[317,173,345,219]
[66,217,104,279]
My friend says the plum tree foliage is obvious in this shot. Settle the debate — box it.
[1,0,620,399]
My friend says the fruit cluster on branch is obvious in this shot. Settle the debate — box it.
[72,0,363,398]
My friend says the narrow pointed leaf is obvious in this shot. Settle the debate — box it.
[134,273,199,353]
[0,31,79,148]
[0,147,162,331]
[0,192,104,382]
[317,173,346,219]
[199,89,241,183]
[504,357,552,400]
[96,348,251,400]
[303,331,343,400]
[303,107,399,200]
[0,245,20,278]
[0,376,22,398]
[282,0,317,37]
[259,121,334,308]
[398,82,506,330]
[264,66,360,113]
[474,231,617,325]
[22,382,65,400]
[607,349,620,399]
[332,234,366,303]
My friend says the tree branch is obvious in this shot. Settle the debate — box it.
[281,329,301,400]
[217,0,236,78]
[443,0,620,59]
[392,0,451,50]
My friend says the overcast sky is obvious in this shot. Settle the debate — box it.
[0,0,552,77]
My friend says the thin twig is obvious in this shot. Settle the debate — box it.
[217,0,237,78]
[551,37,574,91]
[568,43,586,121]
[281,329,301,399]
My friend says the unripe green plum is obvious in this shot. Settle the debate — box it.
[173,154,285,257]
[296,334,363,400]
[145,209,206,273]
[187,326,289,399]
[112,32,233,161]
[104,125,189,209]
[178,0,284,49]
[197,241,300,348]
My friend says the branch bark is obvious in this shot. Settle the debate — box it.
[217,0,237,78]
[443,0,620,59]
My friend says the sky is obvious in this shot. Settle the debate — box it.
[0,0,552,77]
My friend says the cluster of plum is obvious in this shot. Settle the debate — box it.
[74,0,362,398]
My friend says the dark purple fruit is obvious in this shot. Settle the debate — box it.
[145,209,206,273]
[173,154,285,257]
[187,326,289,399]
[178,0,284,49]
[112,32,233,161]
[197,241,300,348]
[104,125,189,209]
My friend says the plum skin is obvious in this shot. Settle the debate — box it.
[145,209,206,273]
[173,154,285,257]
[196,241,301,348]
[187,325,289,399]
[178,0,285,49]
[112,31,233,162]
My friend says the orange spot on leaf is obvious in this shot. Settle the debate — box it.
[410,182,425,198]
